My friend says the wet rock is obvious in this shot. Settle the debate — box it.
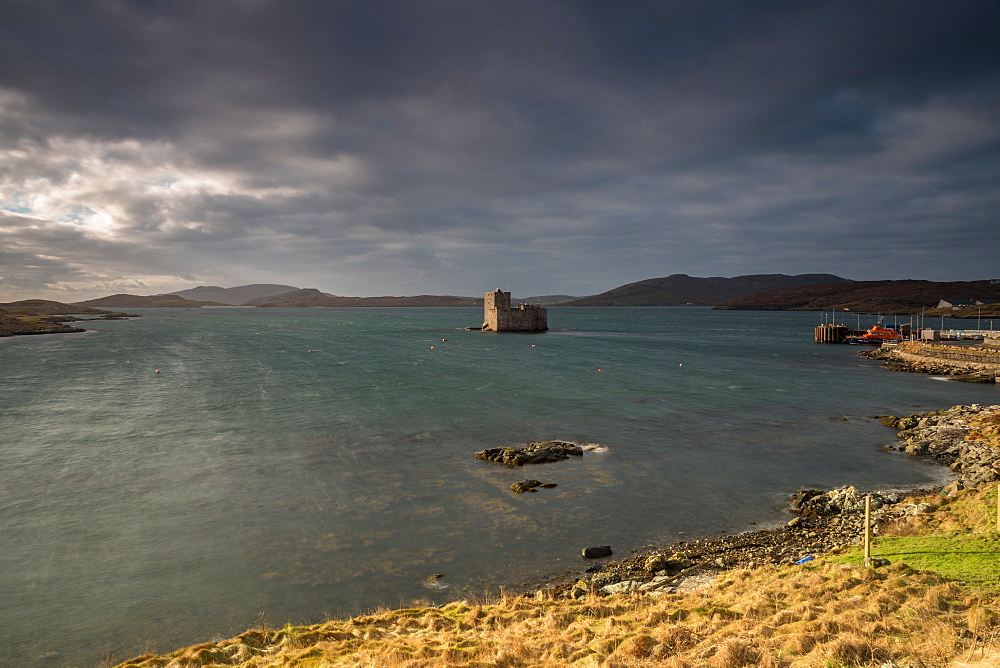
[510,479,542,493]
[582,545,613,559]
[475,441,584,466]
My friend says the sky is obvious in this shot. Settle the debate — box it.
[1,1,998,302]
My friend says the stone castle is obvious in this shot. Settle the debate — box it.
[482,289,548,332]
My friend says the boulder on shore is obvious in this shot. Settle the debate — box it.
[582,545,613,559]
[475,441,584,466]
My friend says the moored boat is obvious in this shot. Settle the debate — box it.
[845,323,905,345]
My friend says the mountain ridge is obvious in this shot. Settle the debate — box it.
[74,294,225,308]
[563,273,851,306]
[250,290,482,307]
[714,279,1000,315]
[168,284,300,305]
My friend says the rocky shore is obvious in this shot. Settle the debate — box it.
[536,403,1000,601]
[859,343,1000,382]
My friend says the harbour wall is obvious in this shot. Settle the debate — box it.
[890,341,1000,376]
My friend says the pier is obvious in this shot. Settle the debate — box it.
[815,323,999,345]
[921,329,1000,342]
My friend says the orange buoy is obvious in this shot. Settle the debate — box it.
[155,370,161,374]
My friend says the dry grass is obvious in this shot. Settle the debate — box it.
[967,411,1000,449]
[112,559,1000,668]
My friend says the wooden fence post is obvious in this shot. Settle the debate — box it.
[864,494,872,567]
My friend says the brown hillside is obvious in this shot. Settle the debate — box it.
[714,279,1000,314]
[74,294,225,308]
[252,290,482,307]
[0,299,109,315]
[0,300,134,336]
[564,273,851,306]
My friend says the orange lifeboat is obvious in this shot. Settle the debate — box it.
[845,323,904,344]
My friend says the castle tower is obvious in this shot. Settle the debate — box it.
[482,289,547,332]
[484,288,510,313]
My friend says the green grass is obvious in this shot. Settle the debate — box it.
[834,532,1000,591]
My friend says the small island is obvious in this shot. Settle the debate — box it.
[0,300,137,337]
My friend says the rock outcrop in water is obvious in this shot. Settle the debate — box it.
[474,441,583,466]
[510,479,542,492]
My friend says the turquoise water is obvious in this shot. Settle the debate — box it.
[1,307,996,666]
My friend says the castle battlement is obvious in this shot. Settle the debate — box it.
[482,289,548,332]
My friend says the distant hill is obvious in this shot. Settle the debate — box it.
[714,279,1000,315]
[515,295,580,305]
[1,299,112,315]
[0,300,134,337]
[74,294,225,308]
[168,284,300,305]
[251,289,482,307]
[244,288,335,306]
[563,274,851,306]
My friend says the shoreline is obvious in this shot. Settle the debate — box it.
[860,341,1000,382]
[529,401,1000,600]
[112,400,1000,667]
[85,332,1000,665]
[0,304,138,338]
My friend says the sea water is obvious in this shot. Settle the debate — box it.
[0,307,996,666]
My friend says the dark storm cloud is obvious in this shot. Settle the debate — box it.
[0,0,998,300]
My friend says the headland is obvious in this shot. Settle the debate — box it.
[0,299,137,337]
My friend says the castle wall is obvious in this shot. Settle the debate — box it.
[482,290,547,332]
